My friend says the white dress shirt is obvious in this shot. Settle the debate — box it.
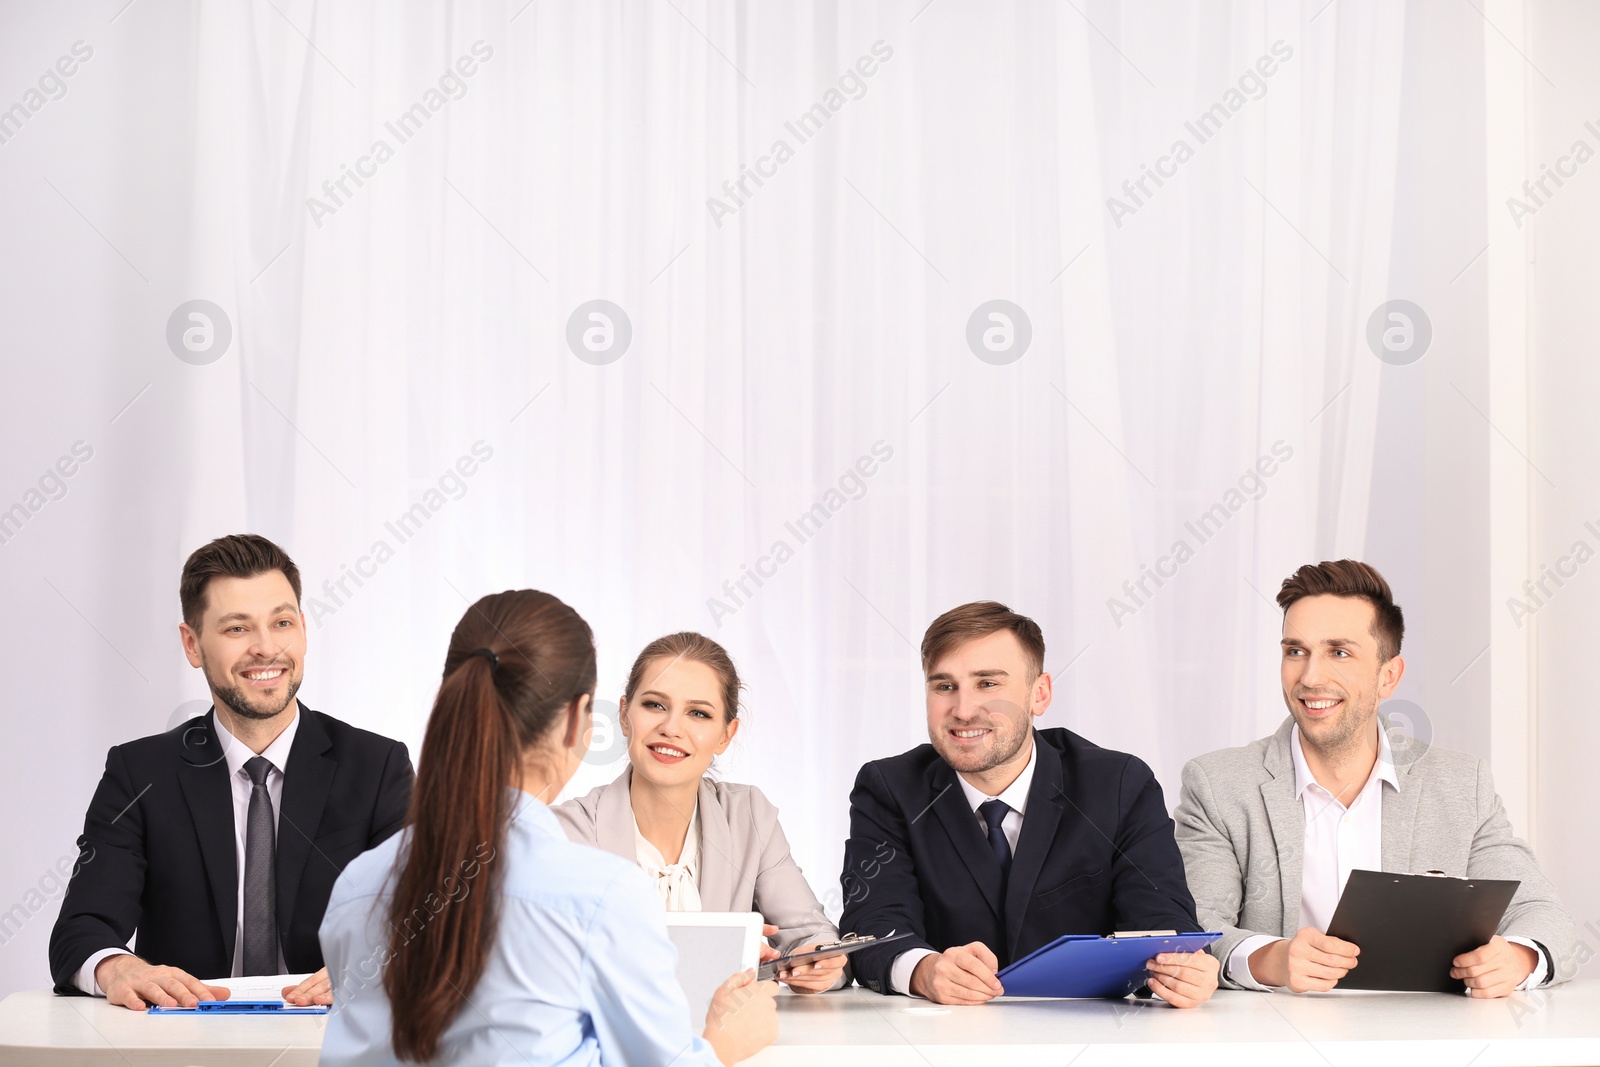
[890,742,1037,996]
[1228,721,1549,991]
[75,708,297,994]
[633,802,703,912]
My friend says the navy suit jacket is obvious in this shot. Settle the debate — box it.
[49,705,412,994]
[839,727,1198,994]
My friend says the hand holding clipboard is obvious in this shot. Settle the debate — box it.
[997,932,1222,999]
[1325,869,1520,992]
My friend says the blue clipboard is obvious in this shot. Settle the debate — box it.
[148,999,329,1015]
[998,932,1222,998]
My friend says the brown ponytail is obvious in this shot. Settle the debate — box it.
[384,590,596,1061]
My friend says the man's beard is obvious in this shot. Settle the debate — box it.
[1289,687,1376,756]
[935,698,1032,774]
[207,663,300,721]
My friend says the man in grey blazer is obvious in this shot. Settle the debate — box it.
[1176,560,1575,996]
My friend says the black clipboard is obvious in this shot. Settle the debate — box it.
[1325,869,1519,992]
[757,932,912,981]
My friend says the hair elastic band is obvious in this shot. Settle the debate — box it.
[468,647,500,672]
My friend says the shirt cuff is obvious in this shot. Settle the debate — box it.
[1507,936,1551,989]
[1226,935,1284,991]
[890,948,937,996]
[76,948,132,996]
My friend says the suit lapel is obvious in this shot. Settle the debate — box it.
[695,777,741,910]
[275,707,334,944]
[592,767,641,861]
[929,761,1003,921]
[1260,720,1304,938]
[177,711,238,967]
[1381,723,1423,872]
[1005,733,1064,960]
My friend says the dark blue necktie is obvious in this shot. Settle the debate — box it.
[978,799,1013,883]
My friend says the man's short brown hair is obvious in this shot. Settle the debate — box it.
[921,601,1045,679]
[180,534,302,630]
[1276,559,1405,661]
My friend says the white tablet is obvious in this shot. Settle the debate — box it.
[663,911,764,1029]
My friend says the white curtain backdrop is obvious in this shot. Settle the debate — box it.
[4,0,1574,999]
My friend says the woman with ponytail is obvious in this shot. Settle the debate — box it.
[318,591,776,1065]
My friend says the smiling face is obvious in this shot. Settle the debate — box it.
[179,570,305,723]
[1280,594,1404,756]
[925,629,1051,784]
[621,656,738,790]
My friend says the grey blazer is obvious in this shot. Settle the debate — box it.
[554,767,839,956]
[1175,716,1577,989]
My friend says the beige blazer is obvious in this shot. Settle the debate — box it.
[554,767,839,957]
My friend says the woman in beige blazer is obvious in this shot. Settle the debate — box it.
[555,632,846,993]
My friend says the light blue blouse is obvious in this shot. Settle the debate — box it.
[318,790,721,1066]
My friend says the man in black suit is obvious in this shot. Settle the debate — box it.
[840,601,1218,1006]
[49,534,413,1010]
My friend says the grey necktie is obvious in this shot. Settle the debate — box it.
[241,756,278,976]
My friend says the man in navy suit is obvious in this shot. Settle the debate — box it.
[840,601,1218,1006]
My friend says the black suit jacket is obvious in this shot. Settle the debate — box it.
[839,727,1198,994]
[49,704,413,994]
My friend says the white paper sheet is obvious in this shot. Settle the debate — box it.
[199,973,313,1003]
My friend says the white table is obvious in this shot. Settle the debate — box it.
[2,984,1597,1066]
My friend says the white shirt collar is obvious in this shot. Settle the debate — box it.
[214,702,300,780]
[1290,717,1398,802]
[955,734,1038,816]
